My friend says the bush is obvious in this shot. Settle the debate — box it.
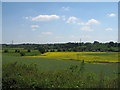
[2,62,119,88]
[46,50,49,52]
[4,50,8,53]
[15,49,18,53]
[38,47,45,54]
[2,62,38,88]
[57,49,61,52]
[15,50,20,53]
[50,50,55,52]
[20,52,25,56]
[27,49,31,52]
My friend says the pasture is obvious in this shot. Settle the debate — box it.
[2,51,119,76]
[2,48,119,88]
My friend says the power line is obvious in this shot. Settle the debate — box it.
[80,38,81,46]
[80,38,81,43]
[12,40,13,45]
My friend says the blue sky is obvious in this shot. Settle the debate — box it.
[0,2,2,44]
[2,2,118,44]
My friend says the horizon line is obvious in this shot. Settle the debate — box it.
[1,40,119,45]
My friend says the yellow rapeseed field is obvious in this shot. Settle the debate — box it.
[25,52,119,63]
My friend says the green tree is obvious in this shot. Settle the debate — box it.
[20,52,25,56]
[27,49,31,52]
[4,49,8,53]
[38,47,45,54]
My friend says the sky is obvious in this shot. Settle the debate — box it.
[0,2,2,44]
[1,0,120,2]
[2,2,118,44]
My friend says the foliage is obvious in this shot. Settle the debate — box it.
[3,50,8,53]
[2,62,119,88]
[27,49,31,53]
[20,52,25,56]
[2,44,119,88]
[15,49,20,53]
[2,41,119,52]
[38,47,45,54]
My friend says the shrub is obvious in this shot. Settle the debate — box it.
[38,47,45,54]
[2,62,119,88]
[50,50,55,52]
[15,49,18,53]
[46,50,49,52]
[57,49,61,52]
[2,62,38,88]
[15,50,20,53]
[4,50,8,53]
[20,52,25,56]
[27,49,31,52]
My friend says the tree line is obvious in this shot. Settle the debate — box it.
[2,41,120,53]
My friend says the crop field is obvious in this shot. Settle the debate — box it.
[2,49,119,88]
[25,52,119,63]
[2,51,119,76]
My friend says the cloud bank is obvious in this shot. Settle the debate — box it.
[31,15,60,21]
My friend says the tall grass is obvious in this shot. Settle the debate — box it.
[2,62,119,88]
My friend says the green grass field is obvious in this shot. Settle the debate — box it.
[2,52,118,77]
[2,50,119,88]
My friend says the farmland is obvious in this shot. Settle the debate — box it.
[2,43,119,88]
[2,1,119,88]
[26,52,119,63]
[2,52,118,77]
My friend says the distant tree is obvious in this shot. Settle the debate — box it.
[109,41,114,47]
[4,49,8,53]
[17,50,20,53]
[15,49,18,53]
[50,49,55,52]
[38,47,45,54]
[62,49,66,52]
[93,41,99,44]
[27,49,31,52]
[15,49,20,53]
[57,49,61,52]
[46,50,49,52]
[52,49,55,52]
[73,48,77,52]
[20,52,25,56]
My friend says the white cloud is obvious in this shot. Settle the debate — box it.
[31,15,60,21]
[77,19,100,26]
[107,13,116,17]
[86,19,100,25]
[62,7,70,11]
[32,29,37,31]
[66,16,78,24]
[80,26,93,31]
[105,28,113,31]
[31,25,39,28]
[41,32,53,35]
